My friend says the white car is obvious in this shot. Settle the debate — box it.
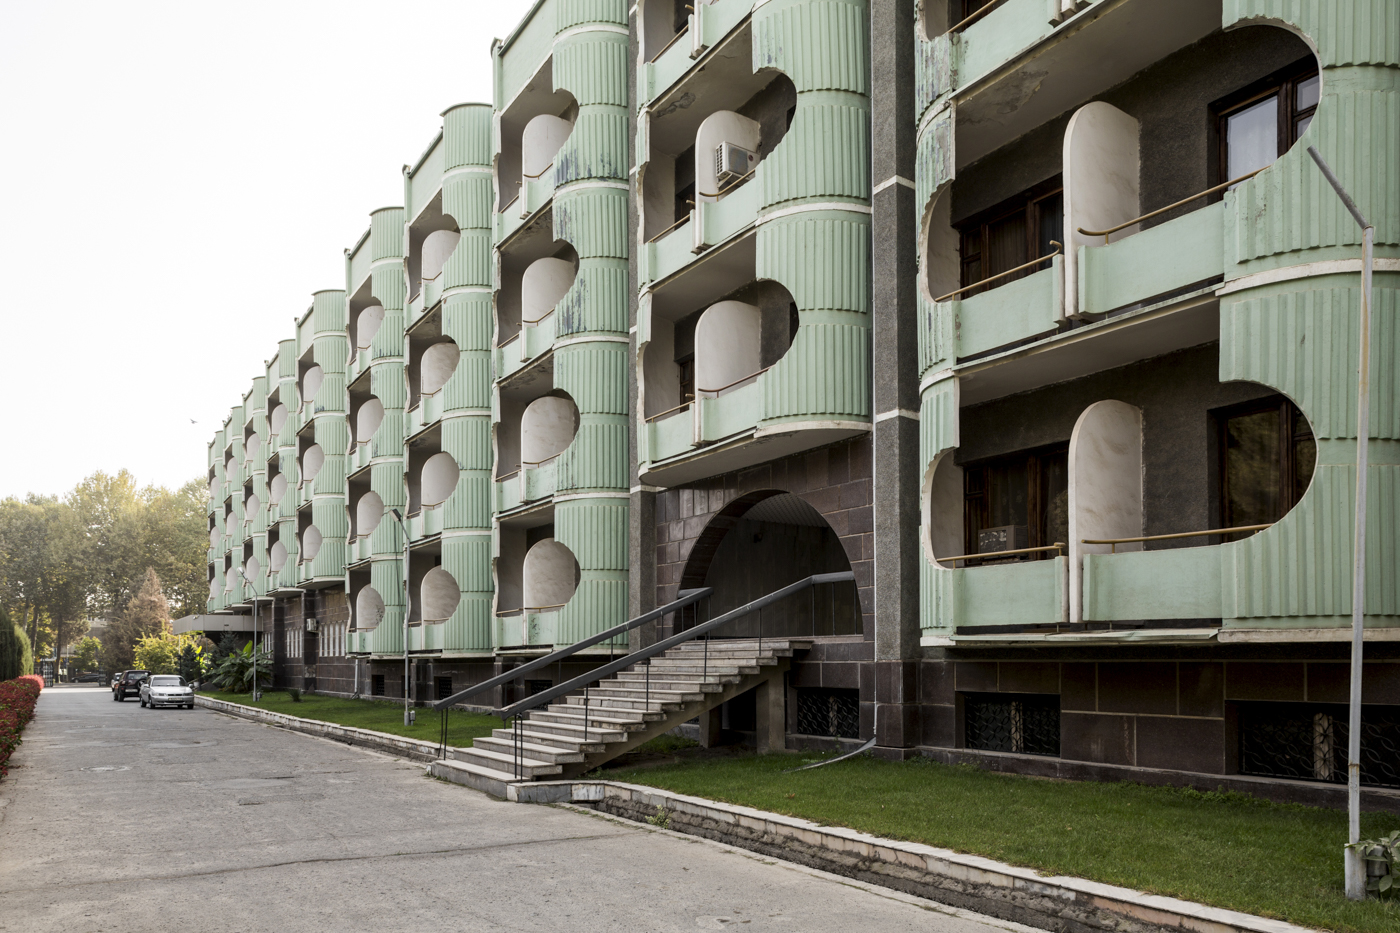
[140,675,195,709]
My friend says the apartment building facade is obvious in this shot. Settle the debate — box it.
[203,0,1400,804]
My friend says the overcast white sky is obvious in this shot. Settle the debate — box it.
[0,0,536,500]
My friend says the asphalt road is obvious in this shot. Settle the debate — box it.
[1,685,1031,933]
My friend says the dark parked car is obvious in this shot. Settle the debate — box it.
[112,670,150,701]
[73,672,103,683]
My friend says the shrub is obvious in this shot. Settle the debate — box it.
[0,674,43,779]
[0,608,31,681]
[208,642,273,694]
[288,688,301,702]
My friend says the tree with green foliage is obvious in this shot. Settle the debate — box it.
[209,642,273,694]
[0,608,31,681]
[177,642,203,683]
[70,636,101,673]
[132,630,203,676]
[105,568,170,672]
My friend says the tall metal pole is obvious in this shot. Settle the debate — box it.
[237,567,261,702]
[389,509,412,727]
[1307,146,1374,901]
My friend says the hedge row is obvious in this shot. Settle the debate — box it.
[0,675,43,779]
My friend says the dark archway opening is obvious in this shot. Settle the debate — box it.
[674,490,861,641]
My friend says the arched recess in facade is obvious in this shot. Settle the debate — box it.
[676,490,862,640]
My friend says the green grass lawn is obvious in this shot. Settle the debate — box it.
[606,752,1400,933]
[200,689,499,748]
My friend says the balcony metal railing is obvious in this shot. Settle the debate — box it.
[935,242,1061,302]
[697,366,769,398]
[1082,523,1273,553]
[936,543,1066,567]
[648,21,691,63]
[645,399,692,423]
[1077,169,1265,244]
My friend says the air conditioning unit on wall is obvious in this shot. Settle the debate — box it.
[305,618,320,633]
[715,141,757,186]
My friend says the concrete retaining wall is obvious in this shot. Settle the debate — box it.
[195,696,442,762]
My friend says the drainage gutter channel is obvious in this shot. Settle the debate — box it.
[199,698,1311,933]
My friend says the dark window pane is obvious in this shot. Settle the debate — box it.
[985,458,1029,529]
[1225,409,1281,526]
[1296,74,1320,111]
[1042,450,1069,550]
[1227,95,1279,180]
[1294,113,1313,140]
[984,209,1028,281]
[1036,191,1063,260]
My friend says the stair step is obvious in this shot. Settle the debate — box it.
[433,757,520,791]
[562,696,683,713]
[543,701,666,721]
[471,736,587,764]
[530,709,651,731]
[608,678,730,693]
[454,746,563,779]
[493,727,607,753]
[517,717,629,743]
[585,686,710,701]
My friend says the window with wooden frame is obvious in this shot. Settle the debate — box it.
[1217,396,1316,540]
[955,177,1063,297]
[962,444,1069,561]
[1215,59,1319,186]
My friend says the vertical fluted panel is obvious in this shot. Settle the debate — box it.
[554,342,628,413]
[756,214,870,313]
[443,103,493,171]
[554,498,630,645]
[443,416,493,531]
[554,108,630,185]
[553,31,628,106]
[752,0,869,95]
[371,207,405,263]
[762,323,869,420]
[918,377,959,468]
[365,557,404,655]
[915,32,952,127]
[1224,0,1400,68]
[555,260,628,336]
[556,419,629,491]
[759,101,870,209]
[554,187,629,258]
[555,0,626,30]
[443,535,493,652]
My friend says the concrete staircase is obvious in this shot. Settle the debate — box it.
[433,639,807,795]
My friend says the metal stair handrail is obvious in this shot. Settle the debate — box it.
[496,570,855,721]
[430,586,714,713]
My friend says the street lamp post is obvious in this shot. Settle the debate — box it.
[388,508,412,727]
[236,567,261,702]
[1306,146,1375,901]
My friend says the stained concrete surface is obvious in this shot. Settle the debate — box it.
[1,685,1030,933]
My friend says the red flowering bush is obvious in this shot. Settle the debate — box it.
[0,675,42,779]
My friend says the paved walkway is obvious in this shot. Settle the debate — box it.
[0,685,1031,933]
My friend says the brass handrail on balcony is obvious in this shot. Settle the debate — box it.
[496,468,521,481]
[646,212,692,243]
[697,168,755,200]
[500,190,521,212]
[1077,168,1266,244]
[937,543,1066,566]
[644,400,692,423]
[1082,523,1273,553]
[935,242,1061,302]
[496,331,521,349]
[697,366,769,397]
[648,23,690,62]
[944,0,1003,35]
[521,454,560,469]
[522,162,554,181]
[522,307,556,326]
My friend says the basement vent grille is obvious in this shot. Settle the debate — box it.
[1239,703,1400,788]
[371,674,385,697]
[436,676,453,701]
[963,693,1060,757]
[795,688,860,739]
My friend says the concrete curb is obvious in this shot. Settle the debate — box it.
[502,779,1318,933]
[194,696,443,763]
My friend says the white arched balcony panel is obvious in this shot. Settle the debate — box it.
[269,472,288,505]
[209,526,220,548]
[1063,102,1140,316]
[268,403,288,435]
[421,230,461,284]
[244,492,261,516]
[244,556,261,581]
[1068,399,1144,624]
[522,538,578,611]
[356,304,385,349]
[209,577,220,600]
[922,452,965,567]
[921,188,960,303]
[355,397,385,443]
[301,524,323,561]
[224,512,237,537]
[695,301,762,396]
[269,540,288,572]
[521,257,575,326]
[300,365,324,408]
[225,457,236,478]
[420,452,460,507]
[355,490,384,539]
[521,396,578,466]
[694,111,760,204]
[521,114,573,183]
[420,342,460,396]
[245,434,262,462]
[301,444,325,483]
[420,567,462,623]
[356,586,385,629]
[224,567,236,592]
